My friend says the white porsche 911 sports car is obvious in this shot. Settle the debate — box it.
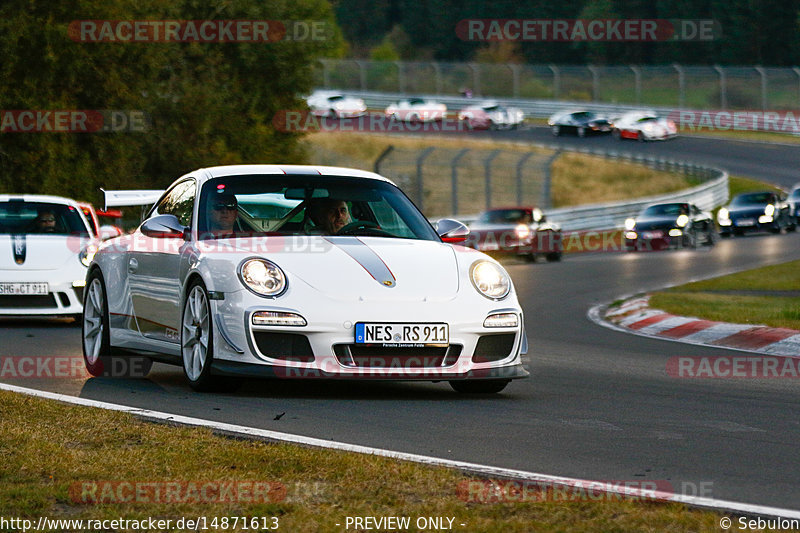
[0,194,99,318]
[83,165,529,393]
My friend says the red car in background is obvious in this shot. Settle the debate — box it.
[466,207,563,262]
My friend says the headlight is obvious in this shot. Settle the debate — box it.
[718,208,729,221]
[676,214,689,227]
[239,258,287,297]
[79,244,98,267]
[624,218,636,231]
[515,224,531,239]
[470,261,511,300]
[765,204,775,216]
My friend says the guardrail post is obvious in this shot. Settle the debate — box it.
[542,150,561,209]
[515,153,534,205]
[320,59,332,88]
[630,65,641,105]
[354,60,367,91]
[416,147,436,212]
[433,62,442,95]
[755,66,768,111]
[468,62,481,96]
[549,65,561,99]
[373,145,394,174]
[509,64,521,98]
[588,65,600,102]
[451,148,470,215]
[714,65,727,110]
[673,64,685,109]
[794,68,800,105]
[395,61,405,93]
[484,150,501,211]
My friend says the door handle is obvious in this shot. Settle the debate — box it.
[128,258,138,273]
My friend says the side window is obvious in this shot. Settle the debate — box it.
[154,180,196,227]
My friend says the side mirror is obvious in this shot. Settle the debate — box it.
[436,218,470,243]
[532,208,545,223]
[141,214,189,240]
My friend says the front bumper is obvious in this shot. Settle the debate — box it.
[209,289,529,381]
[0,270,86,316]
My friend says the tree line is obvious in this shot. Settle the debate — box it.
[335,0,800,66]
[0,0,343,199]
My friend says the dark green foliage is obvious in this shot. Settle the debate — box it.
[0,0,344,200]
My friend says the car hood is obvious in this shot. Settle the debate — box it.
[727,205,768,217]
[225,236,460,302]
[0,234,86,270]
[633,216,681,230]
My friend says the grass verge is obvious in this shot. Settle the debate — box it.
[0,389,740,532]
[649,260,800,330]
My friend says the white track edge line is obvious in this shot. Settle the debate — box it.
[2,382,799,519]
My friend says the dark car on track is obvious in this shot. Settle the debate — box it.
[788,185,800,224]
[466,207,563,262]
[717,191,796,237]
[548,110,612,137]
[625,202,716,251]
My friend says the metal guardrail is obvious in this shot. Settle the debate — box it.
[316,60,800,111]
[442,148,728,232]
[322,89,668,120]
[318,92,731,231]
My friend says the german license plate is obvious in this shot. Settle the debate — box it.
[0,282,48,295]
[643,231,663,239]
[355,323,449,347]
[736,219,755,227]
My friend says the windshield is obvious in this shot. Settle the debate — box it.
[731,192,774,206]
[641,204,688,217]
[198,175,439,241]
[0,201,90,236]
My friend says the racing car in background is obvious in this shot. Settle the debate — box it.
[306,91,367,118]
[385,98,447,122]
[717,191,796,236]
[548,109,612,137]
[612,111,678,141]
[466,207,563,262]
[0,195,99,318]
[625,202,716,250]
[458,101,525,130]
[788,184,800,224]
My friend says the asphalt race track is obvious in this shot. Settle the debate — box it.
[489,126,800,190]
[2,132,800,511]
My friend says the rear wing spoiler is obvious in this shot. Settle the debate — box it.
[101,188,164,211]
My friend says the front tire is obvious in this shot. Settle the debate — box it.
[82,271,151,378]
[450,379,510,394]
[181,280,239,392]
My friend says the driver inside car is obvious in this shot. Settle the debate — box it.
[307,198,352,234]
